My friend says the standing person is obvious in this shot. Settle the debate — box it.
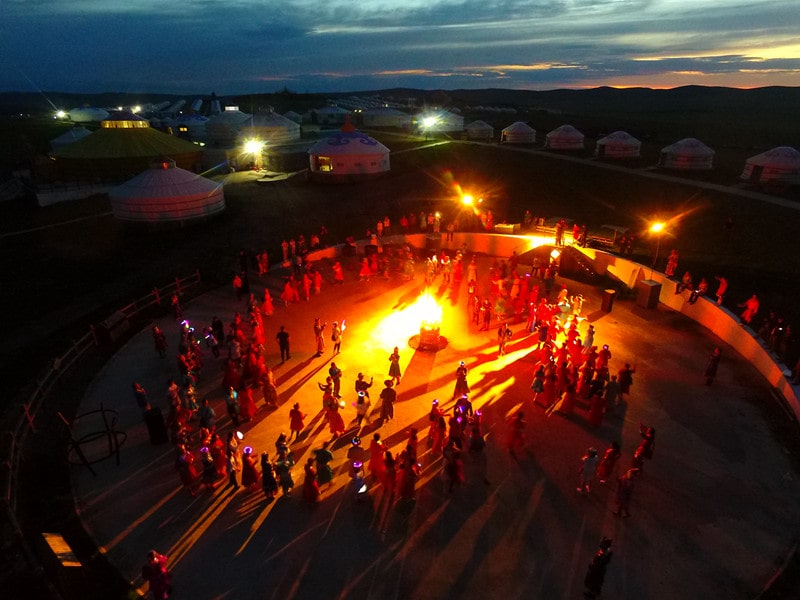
[617,363,636,401]
[639,424,656,460]
[388,346,402,386]
[276,326,290,362]
[613,468,639,517]
[329,362,343,398]
[226,447,241,492]
[331,321,343,355]
[583,538,614,599]
[497,323,511,356]
[739,294,760,324]
[332,261,344,285]
[288,403,306,442]
[314,442,335,487]
[507,410,526,460]
[261,453,279,499]
[197,398,216,431]
[597,441,621,484]
[302,458,321,503]
[141,550,172,600]
[355,372,373,398]
[368,433,386,481]
[132,382,150,414]
[241,446,260,489]
[152,326,168,358]
[665,249,679,278]
[714,275,728,305]
[354,391,372,428]
[313,318,327,357]
[383,450,397,497]
[587,393,605,428]
[379,380,396,424]
[577,447,600,494]
[453,361,470,399]
[705,347,721,385]
[481,297,493,331]
[225,387,241,427]
[274,451,295,496]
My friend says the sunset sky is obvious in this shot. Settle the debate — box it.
[2,0,799,94]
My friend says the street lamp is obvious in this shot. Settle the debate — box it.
[649,221,665,280]
[422,116,437,140]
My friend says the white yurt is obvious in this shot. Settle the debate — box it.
[109,158,225,224]
[418,110,464,133]
[169,113,209,141]
[361,108,412,128]
[238,110,301,146]
[658,138,714,170]
[205,107,252,147]
[545,125,584,150]
[595,131,641,158]
[465,120,494,141]
[740,146,800,183]
[283,111,302,124]
[307,119,390,182]
[311,106,351,126]
[50,126,92,150]
[68,107,110,123]
[501,122,536,144]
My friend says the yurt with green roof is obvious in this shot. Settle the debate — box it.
[49,111,203,181]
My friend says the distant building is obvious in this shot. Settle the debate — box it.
[595,131,641,158]
[310,106,351,126]
[501,122,536,144]
[465,120,494,141]
[658,138,714,170]
[67,107,109,123]
[545,125,584,150]
[307,119,390,182]
[109,157,225,224]
[740,146,800,183]
[360,108,412,129]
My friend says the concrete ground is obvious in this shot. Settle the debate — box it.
[71,247,800,600]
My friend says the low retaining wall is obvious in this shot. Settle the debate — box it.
[578,246,799,421]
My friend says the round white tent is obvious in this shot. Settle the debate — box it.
[68,107,109,123]
[740,146,800,183]
[658,138,714,170]
[465,120,494,141]
[239,110,300,146]
[501,122,536,144]
[205,108,252,147]
[109,158,225,223]
[169,113,209,141]
[307,119,390,182]
[595,131,641,158]
[50,126,92,150]
[545,125,584,150]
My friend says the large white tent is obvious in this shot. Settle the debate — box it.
[595,131,641,158]
[418,110,464,133]
[545,125,584,150]
[205,108,252,147]
[109,158,225,223]
[307,119,390,182]
[239,110,301,146]
[68,107,109,123]
[501,122,536,144]
[50,126,92,150]
[740,146,800,183]
[361,108,412,129]
[465,120,494,141]
[658,137,714,170]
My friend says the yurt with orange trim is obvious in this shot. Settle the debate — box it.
[545,124,584,150]
[658,137,714,170]
[109,157,225,224]
[740,146,800,183]
[307,119,390,182]
[595,131,641,158]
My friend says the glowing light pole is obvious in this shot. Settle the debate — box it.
[422,116,437,140]
[649,221,665,280]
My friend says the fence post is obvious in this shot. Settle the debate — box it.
[175,277,182,295]
[153,286,160,305]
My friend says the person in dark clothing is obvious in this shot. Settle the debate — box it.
[276,325,290,362]
[704,347,721,385]
[584,537,613,599]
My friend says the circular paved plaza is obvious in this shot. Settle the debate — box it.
[72,245,800,599]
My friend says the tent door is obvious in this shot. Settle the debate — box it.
[750,165,764,182]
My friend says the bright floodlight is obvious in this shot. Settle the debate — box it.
[55,110,66,119]
[550,249,561,260]
[244,139,264,154]
[461,194,474,206]
[650,221,665,233]
[132,105,141,114]
[422,116,437,128]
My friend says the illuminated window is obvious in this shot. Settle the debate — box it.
[317,156,333,172]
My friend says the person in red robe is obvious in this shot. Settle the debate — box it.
[238,385,258,422]
[288,403,306,442]
[588,393,605,428]
[241,446,260,488]
[142,550,171,599]
[302,458,321,503]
